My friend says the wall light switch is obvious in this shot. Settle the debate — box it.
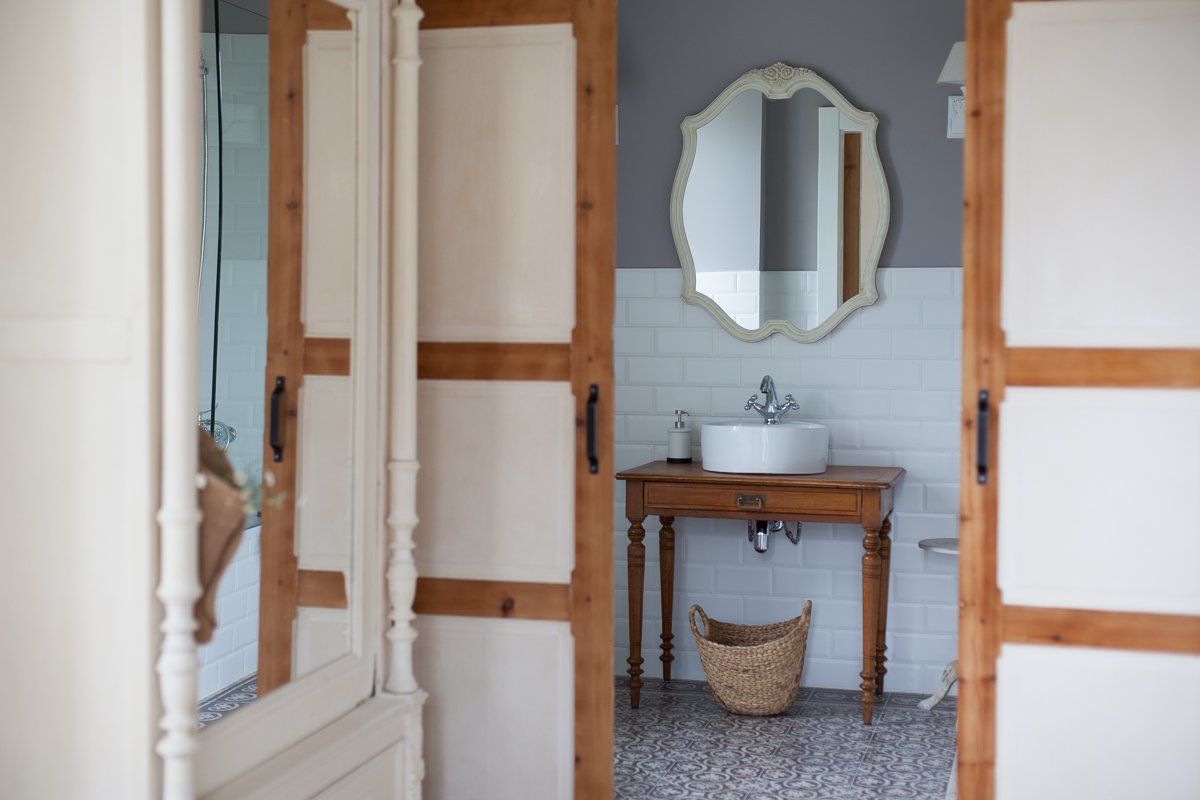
[947,95,965,139]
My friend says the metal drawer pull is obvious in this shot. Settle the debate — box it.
[734,494,764,509]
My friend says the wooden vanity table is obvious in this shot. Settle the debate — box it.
[616,460,905,725]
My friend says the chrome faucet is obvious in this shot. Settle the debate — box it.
[745,374,800,424]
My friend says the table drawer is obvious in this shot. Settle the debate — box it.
[644,483,860,517]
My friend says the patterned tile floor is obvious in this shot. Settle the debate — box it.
[616,678,957,800]
[196,673,257,729]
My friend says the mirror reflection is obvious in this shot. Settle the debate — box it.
[196,0,269,728]
[197,0,359,730]
[670,63,890,342]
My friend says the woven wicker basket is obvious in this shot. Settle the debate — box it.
[688,600,813,716]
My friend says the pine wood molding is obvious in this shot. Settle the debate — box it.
[304,337,352,376]
[258,0,308,697]
[417,341,570,381]
[841,132,862,303]
[571,0,617,795]
[307,0,353,29]
[1007,347,1200,388]
[418,0,571,28]
[413,577,570,620]
[296,568,350,606]
[297,569,349,609]
[959,1,1013,797]
[1002,605,1200,655]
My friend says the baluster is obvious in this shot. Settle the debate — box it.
[384,0,425,700]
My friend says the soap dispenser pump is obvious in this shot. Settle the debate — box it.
[667,410,692,463]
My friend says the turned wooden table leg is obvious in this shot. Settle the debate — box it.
[875,517,893,696]
[859,524,883,724]
[659,516,676,682]
[626,516,646,708]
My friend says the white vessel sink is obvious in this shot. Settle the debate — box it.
[700,420,829,474]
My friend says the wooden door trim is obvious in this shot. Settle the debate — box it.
[307,0,353,30]
[1007,347,1200,388]
[960,0,1016,796]
[841,132,862,304]
[417,341,571,381]
[419,0,571,28]
[414,577,571,620]
[258,0,307,696]
[1002,605,1200,655]
[571,0,616,796]
[304,337,352,376]
[297,569,349,609]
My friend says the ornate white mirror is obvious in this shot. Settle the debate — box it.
[670,62,890,342]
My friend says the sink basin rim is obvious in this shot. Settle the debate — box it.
[700,419,829,475]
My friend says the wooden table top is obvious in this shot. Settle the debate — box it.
[615,461,905,490]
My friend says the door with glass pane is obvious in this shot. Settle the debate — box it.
[960,2,1200,798]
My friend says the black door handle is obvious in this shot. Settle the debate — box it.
[976,389,989,484]
[270,376,285,463]
[586,384,599,474]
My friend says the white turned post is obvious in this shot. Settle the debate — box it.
[384,0,424,697]
[156,2,202,799]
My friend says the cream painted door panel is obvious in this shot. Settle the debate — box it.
[414,617,574,800]
[416,380,574,583]
[996,645,1200,799]
[417,25,576,344]
[998,387,1200,615]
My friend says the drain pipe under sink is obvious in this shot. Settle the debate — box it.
[747,520,803,554]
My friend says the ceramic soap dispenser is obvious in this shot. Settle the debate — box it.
[667,410,692,463]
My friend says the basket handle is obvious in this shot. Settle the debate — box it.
[688,604,708,640]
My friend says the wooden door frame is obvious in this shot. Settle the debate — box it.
[958,2,1008,795]
[412,2,616,797]
[960,2,1200,797]
[259,0,357,697]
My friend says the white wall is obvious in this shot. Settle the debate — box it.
[0,2,161,797]
[614,267,961,694]
[684,89,763,274]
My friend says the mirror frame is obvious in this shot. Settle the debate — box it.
[669,62,891,343]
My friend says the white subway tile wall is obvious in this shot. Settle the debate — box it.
[613,268,962,695]
[197,526,261,701]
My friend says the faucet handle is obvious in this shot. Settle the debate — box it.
[781,394,800,412]
[744,394,763,412]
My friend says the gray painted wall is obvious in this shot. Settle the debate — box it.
[618,0,964,269]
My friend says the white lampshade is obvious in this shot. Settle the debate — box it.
[938,41,966,88]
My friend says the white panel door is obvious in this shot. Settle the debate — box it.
[961,2,1200,798]
[411,5,616,798]
[415,25,578,800]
